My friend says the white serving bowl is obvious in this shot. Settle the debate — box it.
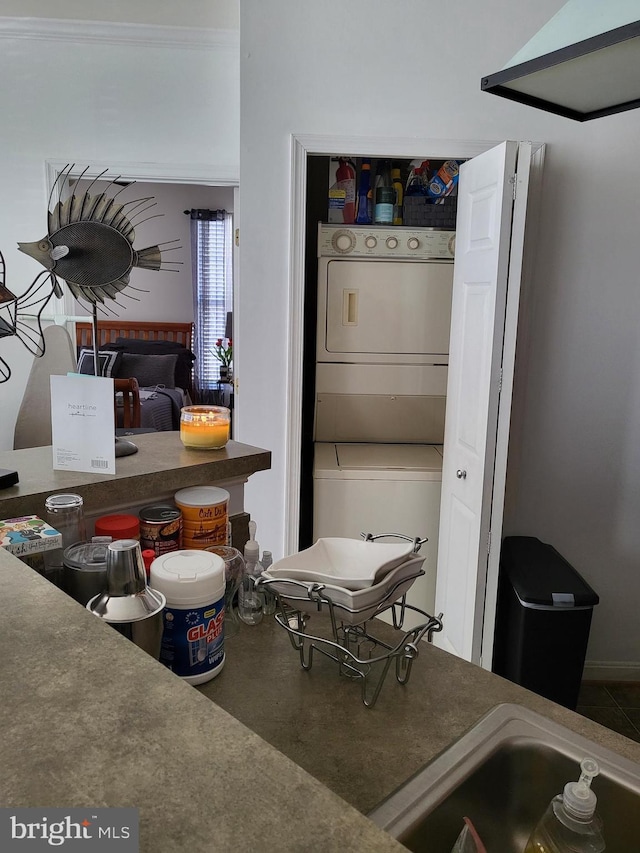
[261,553,425,626]
[265,537,415,590]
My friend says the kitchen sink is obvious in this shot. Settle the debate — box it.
[368,703,640,852]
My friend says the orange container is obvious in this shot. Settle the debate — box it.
[174,487,229,528]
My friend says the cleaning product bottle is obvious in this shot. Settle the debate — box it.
[374,160,393,225]
[237,521,264,626]
[392,166,403,225]
[524,758,605,853]
[356,159,372,224]
[336,158,356,224]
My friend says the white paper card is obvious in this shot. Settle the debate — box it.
[50,374,116,474]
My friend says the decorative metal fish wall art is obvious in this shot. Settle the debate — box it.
[0,163,180,383]
[0,249,60,383]
[18,163,181,310]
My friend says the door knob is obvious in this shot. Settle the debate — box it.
[456,469,467,479]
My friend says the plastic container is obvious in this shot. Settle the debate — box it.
[150,549,226,684]
[94,513,140,541]
[175,486,229,550]
[524,758,605,852]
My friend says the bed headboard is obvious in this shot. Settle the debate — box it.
[75,320,193,351]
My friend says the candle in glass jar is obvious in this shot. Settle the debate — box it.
[180,406,230,449]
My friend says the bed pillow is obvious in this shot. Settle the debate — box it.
[113,338,195,389]
[76,348,122,378]
[115,352,178,388]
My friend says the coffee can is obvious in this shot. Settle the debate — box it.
[139,504,182,557]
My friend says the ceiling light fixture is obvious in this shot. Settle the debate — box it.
[481,1,640,121]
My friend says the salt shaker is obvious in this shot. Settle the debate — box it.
[42,493,86,588]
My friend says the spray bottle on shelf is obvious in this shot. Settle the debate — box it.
[524,758,605,853]
[238,520,264,626]
[335,158,356,224]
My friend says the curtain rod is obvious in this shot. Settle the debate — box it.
[184,208,226,220]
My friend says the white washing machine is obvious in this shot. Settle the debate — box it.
[313,442,442,625]
[312,224,454,626]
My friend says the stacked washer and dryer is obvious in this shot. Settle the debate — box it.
[312,223,455,625]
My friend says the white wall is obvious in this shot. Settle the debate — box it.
[238,0,640,669]
[0,1,239,28]
[0,15,238,449]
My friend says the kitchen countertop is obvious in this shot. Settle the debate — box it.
[0,433,271,518]
[0,547,405,852]
[2,438,640,850]
[3,550,640,853]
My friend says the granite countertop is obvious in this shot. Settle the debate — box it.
[3,544,640,853]
[2,436,640,850]
[0,433,271,518]
[0,548,405,853]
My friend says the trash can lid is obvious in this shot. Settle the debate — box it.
[501,536,599,608]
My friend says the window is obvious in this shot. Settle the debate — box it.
[189,209,233,401]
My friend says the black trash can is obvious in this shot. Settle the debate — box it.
[492,536,599,710]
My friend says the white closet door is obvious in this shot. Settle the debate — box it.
[434,141,532,666]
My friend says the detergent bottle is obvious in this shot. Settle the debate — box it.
[524,758,605,853]
[355,159,372,224]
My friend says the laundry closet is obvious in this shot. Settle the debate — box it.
[296,140,539,664]
[299,155,461,626]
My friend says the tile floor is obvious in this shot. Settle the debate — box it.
[577,682,640,743]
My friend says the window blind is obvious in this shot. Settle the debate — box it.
[189,209,233,396]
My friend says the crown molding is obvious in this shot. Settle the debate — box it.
[0,16,239,50]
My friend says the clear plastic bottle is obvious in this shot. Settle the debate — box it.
[260,550,277,616]
[237,521,263,625]
[43,493,86,588]
[524,758,605,853]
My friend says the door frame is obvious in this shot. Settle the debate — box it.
[286,134,503,556]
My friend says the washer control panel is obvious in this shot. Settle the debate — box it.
[318,224,455,260]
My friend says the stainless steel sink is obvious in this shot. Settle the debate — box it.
[368,703,640,852]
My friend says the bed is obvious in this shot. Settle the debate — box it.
[75,320,195,431]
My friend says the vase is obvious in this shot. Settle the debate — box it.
[219,365,232,382]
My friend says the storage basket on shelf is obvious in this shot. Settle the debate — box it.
[403,195,457,229]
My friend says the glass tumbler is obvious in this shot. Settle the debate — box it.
[205,545,244,638]
[43,493,86,588]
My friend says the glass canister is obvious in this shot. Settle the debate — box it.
[180,405,230,450]
[205,545,245,638]
[43,493,86,587]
